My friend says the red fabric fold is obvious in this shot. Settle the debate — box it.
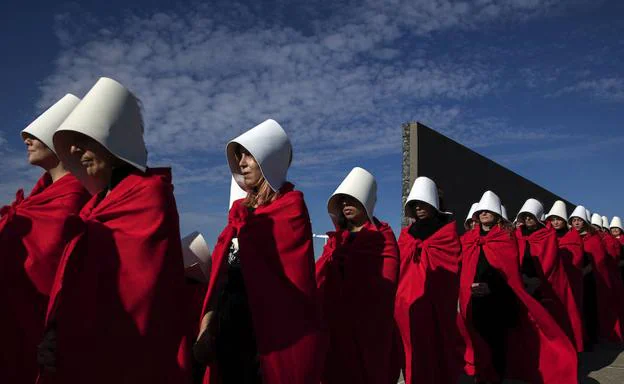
[556,228,585,351]
[515,226,583,352]
[200,183,324,384]
[38,168,191,383]
[179,280,208,376]
[582,231,624,342]
[394,221,462,384]
[600,232,622,262]
[458,226,577,384]
[0,173,89,384]
[315,220,399,384]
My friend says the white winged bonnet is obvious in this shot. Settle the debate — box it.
[54,77,147,194]
[405,176,451,218]
[516,198,545,223]
[22,94,81,155]
[473,190,503,220]
[569,206,590,224]
[610,216,623,231]
[328,167,377,225]
[590,213,603,228]
[546,200,568,222]
[226,119,292,192]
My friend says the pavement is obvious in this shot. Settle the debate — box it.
[397,343,624,383]
[578,343,624,383]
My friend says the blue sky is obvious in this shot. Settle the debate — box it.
[2,0,623,254]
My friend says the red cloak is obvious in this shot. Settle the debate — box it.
[600,231,622,263]
[515,226,583,352]
[38,168,191,383]
[394,221,462,384]
[458,226,577,384]
[200,183,324,384]
[0,173,89,384]
[556,228,585,351]
[179,280,208,377]
[582,232,624,342]
[315,220,399,384]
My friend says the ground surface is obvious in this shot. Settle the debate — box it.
[396,343,624,383]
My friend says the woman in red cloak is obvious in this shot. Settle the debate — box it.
[458,190,577,384]
[0,95,90,384]
[515,198,583,352]
[394,176,462,384]
[316,167,399,384]
[570,207,624,345]
[37,78,190,383]
[591,214,622,264]
[545,200,585,352]
[609,216,624,282]
[194,119,323,384]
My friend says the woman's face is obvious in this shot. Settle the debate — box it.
[550,216,567,230]
[69,133,116,187]
[412,201,435,220]
[479,211,497,226]
[571,217,586,232]
[611,228,622,237]
[237,146,263,188]
[24,134,56,167]
[521,213,539,230]
[340,195,368,225]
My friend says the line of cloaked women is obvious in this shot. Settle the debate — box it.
[2,77,624,384]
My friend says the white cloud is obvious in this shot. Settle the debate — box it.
[3,0,579,206]
[494,135,624,164]
[554,78,624,103]
[36,1,567,163]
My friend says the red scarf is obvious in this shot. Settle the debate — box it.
[458,226,577,383]
[316,220,399,384]
[0,173,89,384]
[582,231,624,342]
[200,183,324,384]
[394,221,462,384]
[38,168,190,383]
[515,225,583,352]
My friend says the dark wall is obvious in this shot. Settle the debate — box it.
[410,122,575,232]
